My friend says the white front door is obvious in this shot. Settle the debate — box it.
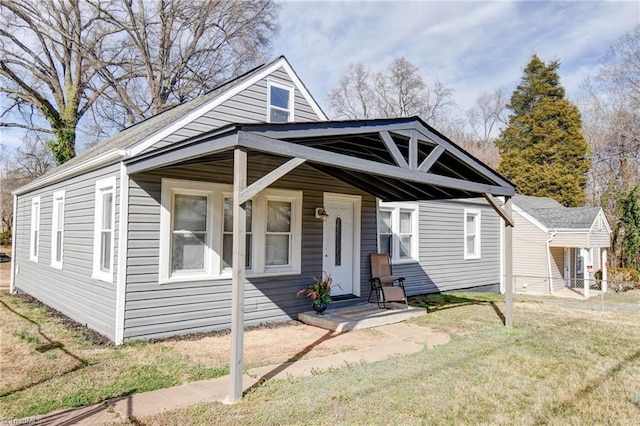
[323,194,360,296]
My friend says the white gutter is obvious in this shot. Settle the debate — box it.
[9,194,17,294]
[546,231,557,294]
[12,150,125,196]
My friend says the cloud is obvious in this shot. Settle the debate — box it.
[273,0,640,114]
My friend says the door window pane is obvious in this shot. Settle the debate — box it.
[335,217,342,266]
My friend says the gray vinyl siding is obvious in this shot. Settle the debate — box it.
[13,164,121,340]
[124,159,376,340]
[391,200,501,295]
[589,227,611,248]
[512,210,550,294]
[142,68,323,155]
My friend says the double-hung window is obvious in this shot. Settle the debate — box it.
[464,209,481,259]
[267,80,294,123]
[29,196,41,262]
[377,202,419,263]
[93,177,116,282]
[160,179,302,283]
[51,190,65,269]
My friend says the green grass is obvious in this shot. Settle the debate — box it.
[0,293,229,420]
[136,293,640,425]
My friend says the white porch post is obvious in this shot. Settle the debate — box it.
[601,249,608,293]
[229,148,247,403]
[504,196,513,328]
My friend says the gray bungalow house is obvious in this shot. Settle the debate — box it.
[10,56,515,352]
[511,194,611,295]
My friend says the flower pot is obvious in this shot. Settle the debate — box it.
[312,301,327,315]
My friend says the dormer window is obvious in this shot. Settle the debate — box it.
[268,81,293,123]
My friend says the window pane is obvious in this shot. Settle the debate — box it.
[266,235,289,265]
[172,233,205,271]
[400,211,412,233]
[270,85,290,109]
[267,201,291,232]
[222,234,253,269]
[101,231,111,271]
[379,210,392,234]
[33,230,38,256]
[102,192,113,229]
[270,108,289,123]
[56,201,64,228]
[466,214,475,235]
[174,195,206,231]
[224,199,252,232]
[56,231,63,262]
[466,236,476,255]
[380,234,392,254]
[399,235,412,258]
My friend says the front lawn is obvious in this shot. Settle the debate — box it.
[135,292,640,425]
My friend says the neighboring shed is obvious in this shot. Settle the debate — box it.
[511,194,611,295]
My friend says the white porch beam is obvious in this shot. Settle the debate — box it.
[229,148,247,403]
[418,145,445,172]
[504,196,513,328]
[239,158,306,205]
[379,131,409,168]
[483,193,515,227]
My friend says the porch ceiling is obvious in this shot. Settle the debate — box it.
[125,117,515,201]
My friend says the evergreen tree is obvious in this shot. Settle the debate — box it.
[496,55,591,207]
[613,186,640,269]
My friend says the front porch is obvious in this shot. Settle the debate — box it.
[298,300,427,332]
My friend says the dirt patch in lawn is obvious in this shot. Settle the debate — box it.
[161,324,392,368]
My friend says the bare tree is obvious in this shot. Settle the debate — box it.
[1,0,279,165]
[327,63,373,119]
[467,87,508,144]
[328,57,454,125]
[90,0,279,130]
[0,0,114,165]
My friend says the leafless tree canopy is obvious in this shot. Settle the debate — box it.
[0,0,279,163]
[327,57,454,126]
[89,0,279,131]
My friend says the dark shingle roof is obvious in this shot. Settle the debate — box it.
[513,194,601,230]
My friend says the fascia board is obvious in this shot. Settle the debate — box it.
[12,150,123,196]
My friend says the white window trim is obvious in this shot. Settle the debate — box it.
[378,201,419,264]
[267,79,295,123]
[160,179,302,283]
[92,177,117,282]
[29,196,41,262]
[160,179,221,283]
[51,190,65,269]
[464,208,482,260]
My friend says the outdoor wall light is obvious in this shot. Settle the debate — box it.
[315,207,329,220]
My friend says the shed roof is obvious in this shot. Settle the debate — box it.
[513,194,601,230]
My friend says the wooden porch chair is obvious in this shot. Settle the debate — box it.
[368,253,408,309]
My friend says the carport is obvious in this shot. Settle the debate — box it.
[125,116,516,402]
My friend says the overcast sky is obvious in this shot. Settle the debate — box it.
[272,0,640,117]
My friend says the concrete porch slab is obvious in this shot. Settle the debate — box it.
[298,302,427,332]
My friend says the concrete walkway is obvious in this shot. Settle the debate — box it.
[23,322,449,425]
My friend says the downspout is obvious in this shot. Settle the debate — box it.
[9,194,17,294]
[546,231,557,295]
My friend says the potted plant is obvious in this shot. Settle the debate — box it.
[297,273,337,314]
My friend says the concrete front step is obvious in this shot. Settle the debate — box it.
[298,302,427,332]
